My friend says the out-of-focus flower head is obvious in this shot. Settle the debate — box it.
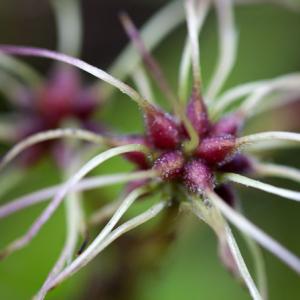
[0,0,104,168]
[8,65,100,167]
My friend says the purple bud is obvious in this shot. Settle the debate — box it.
[111,135,150,169]
[195,135,236,166]
[218,154,253,175]
[214,184,236,207]
[145,106,180,150]
[211,113,243,136]
[153,150,185,180]
[183,159,214,193]
[186,89,210,137]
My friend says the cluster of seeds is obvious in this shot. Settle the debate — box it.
[118,96,249,197]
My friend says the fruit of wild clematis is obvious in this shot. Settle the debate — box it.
[114,97,245,196]
[119,98,242,194]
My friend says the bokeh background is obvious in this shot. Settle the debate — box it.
[0,0,300,299]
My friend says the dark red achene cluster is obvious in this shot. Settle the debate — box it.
[114,90,253,199]
[11,66,101,166]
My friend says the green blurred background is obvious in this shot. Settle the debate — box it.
[0,0,300,299]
